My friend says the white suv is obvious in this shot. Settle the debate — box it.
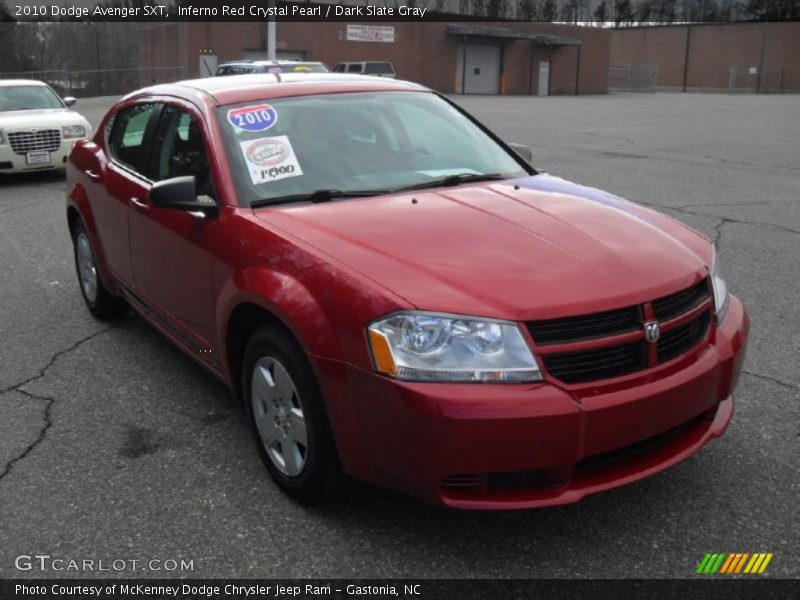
[0,79,92,174]
[333,62,396,78]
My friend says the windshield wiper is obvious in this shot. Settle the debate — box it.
[251,189,392,208]
[393,173,508,193]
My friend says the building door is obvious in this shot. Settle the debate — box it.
[459,43,501,94]
[538,61,550,96]
[199,54,218,77]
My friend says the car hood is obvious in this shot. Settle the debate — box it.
[255,174,712,320]
[0,108,90,131]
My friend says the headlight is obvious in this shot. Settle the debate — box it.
[710,247,729,323]
[367,312,542,383]
[62,125,87,139]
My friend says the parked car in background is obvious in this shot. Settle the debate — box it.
[0,79,91,174]
[333,61,396,78]
[66,73,748,509]
[216,60,329,76]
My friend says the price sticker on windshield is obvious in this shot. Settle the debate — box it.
[241,136,303,185]
[227,104,278,132]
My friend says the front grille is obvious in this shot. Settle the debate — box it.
[652,279,709,321]
[7,129,61,155]
[658,310,710,363]
[542,341,648,384]
[528,279,712,384]
[527,305,641,345]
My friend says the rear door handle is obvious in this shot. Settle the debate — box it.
[84,169,102,182]
[130,197,149,213]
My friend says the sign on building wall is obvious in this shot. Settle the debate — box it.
[346,24,395,43]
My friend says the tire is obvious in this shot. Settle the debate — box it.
[72,220,127,320]
[243,325,345,504]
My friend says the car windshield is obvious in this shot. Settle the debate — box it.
[0,85,63,111]
[217,91,529,206]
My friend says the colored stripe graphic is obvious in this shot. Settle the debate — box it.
[734,553,749,573]
[758,554,773,573]
[696,554,712,574]
[697,552,772,575]
[719,554,736,574]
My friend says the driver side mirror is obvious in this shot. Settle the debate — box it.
[150,176,218,218]
[508,142,532,164]
[63,96,77,107]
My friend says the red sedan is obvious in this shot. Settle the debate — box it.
[66,74,748,509]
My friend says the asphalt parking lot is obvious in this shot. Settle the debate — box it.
[1,93,798,579]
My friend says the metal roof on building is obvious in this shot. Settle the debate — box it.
[445,24,582,47]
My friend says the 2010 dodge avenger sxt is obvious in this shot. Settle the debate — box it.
[66,74,748,509]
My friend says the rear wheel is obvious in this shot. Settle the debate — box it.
[72,221,127,320]
[243,325,345,504]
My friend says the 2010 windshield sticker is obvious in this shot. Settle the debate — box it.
[227,104,277,132]
[241,136,303,185]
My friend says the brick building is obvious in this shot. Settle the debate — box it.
[610,22,800,93]
[138,21,611,96]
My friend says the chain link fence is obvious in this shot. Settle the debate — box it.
[608,63,659,93]
[0,66,187,97]
[727,68,787,94]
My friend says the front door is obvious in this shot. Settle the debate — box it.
[128,103,219,359]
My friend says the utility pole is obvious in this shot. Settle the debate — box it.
[267,0,276,60]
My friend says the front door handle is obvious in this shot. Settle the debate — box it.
[84,169,102,182]
[130,197,149,213]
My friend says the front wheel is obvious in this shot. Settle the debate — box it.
[243,326,346,504]
[72,221,127,320]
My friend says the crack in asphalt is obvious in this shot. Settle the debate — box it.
[742,370,800,391]
[0,323,125,483]
[640,201,800,239]
[0,326,115,396]
[0,389,54,482]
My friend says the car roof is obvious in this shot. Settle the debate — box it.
[0,79,49,87]
[132,73,428,106]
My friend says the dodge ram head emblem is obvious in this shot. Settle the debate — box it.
[644,321,661,344]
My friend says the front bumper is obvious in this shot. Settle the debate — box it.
[0,142,72,173]
[315,295,748,509]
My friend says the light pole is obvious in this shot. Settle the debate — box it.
[267,0,276,60]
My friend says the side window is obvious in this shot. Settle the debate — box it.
[347,64,362,73]
[364,62,393,75]
[108,103,156,176]
[151,105,215,200]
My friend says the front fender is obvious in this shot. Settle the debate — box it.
[216,265,344,374]
[66,182,119,295]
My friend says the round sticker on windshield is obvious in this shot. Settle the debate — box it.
[227,104,277,132]
[246,138,289,166]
